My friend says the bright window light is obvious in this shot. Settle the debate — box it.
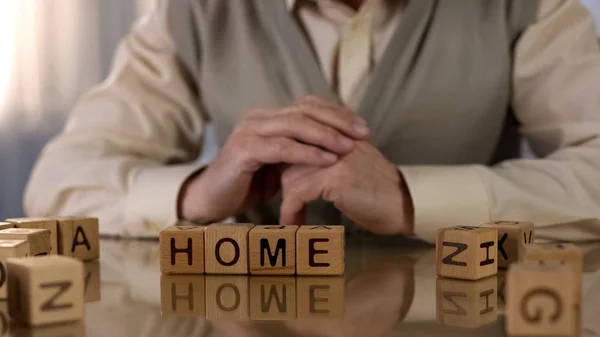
[0,0,17,109]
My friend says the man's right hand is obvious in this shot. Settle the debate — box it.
[178,96,370,223]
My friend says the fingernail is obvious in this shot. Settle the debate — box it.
[355,117,367,125]
[322,152,338,162]
[338,136,354,149]
[353,122,370,136]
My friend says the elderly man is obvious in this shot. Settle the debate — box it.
[24,0,600,242]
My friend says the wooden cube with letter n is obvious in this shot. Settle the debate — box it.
[480,221,534,268]
[436,276,498,328]
[506,261,578,336]
[205,223,254,275]
[249,225,297,275]
[0,229,51,257]
[7,255,84,326]
[296,225,344,276]
[436,226,497,280]
[160,225,206,274]
[55,217,99,261]
[6,218,58,255]
[0,240,29,299]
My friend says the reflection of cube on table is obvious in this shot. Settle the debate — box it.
[0,229,51,257]
[436,276,498,328]
[0,240,29,299]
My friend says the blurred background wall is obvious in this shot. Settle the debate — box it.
[0,0,598,219]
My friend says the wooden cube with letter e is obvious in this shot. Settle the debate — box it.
[55,217,99,261]
[6,218,58,255]
[480,221,534,268]
[250,277,296,320]
[297,277,344,319]
[506,261,578,336]
[0,240,29,300]
[160,225,206,274]
[161,274,205,317]
[436,226,497,280]
[205,223,254,275]
[249,225,297,275]
[0,228,51,257]
[296,225,344,276]
[436,276,498,328]
[7,255,84,326]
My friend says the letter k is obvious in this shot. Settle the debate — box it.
[498,233,508,260]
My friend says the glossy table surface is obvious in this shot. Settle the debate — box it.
[2,236,599,337]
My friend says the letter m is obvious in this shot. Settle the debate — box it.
[260,238,286,267]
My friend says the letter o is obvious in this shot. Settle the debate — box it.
[215,238,240,266]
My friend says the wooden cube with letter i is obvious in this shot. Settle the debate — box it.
[7,255,84,326]
[436,226,498,280]
[160,225,206,274]
[55,217,99,261]
[249,225,297,275]
[296,225,344,276]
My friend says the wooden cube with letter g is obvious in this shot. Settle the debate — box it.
[436,226,498,280]
[7,256,84,326]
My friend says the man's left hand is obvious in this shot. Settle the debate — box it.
[279,141,414,235]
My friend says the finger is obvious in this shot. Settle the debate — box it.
[241,136,339,168]
[280,194,308,226]
[280,174,320,226]
[249,114,355,154]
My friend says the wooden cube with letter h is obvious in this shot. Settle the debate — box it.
[7,255,84,326]
[436,276,498,328]
[249,225,297,275]
[0,240,29,299]
[6,218,58,255]
[506,261,578,336]
[480,221,534,268]
[160,225,206,274]
[436,226,497,280]
[296,225,344,276]
[160,274,206,317]
[56,217,99,261]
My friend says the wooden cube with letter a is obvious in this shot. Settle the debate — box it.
[160,274,205,317]
[436,226,497,280]
[0,229,51,257]
[205,223,254,275]
[249,225,297,275]
[296,225,344,276]
[160,225,206,274]
[7,255,84,326]
[0,240,29,299]
[55,217,99,261]
[436,276,498,328]
[480,221,534,268]
[506,261,577,336]
[6,218,58,255]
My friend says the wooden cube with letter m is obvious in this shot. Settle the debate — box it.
[436,226,498,280]
[7,256,84,326]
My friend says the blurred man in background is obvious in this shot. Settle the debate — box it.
[24,0,600,242]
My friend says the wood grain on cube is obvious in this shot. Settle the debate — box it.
[83,261,101,303]
[0,223,14,231]
[0,240,29,299]
[436,276,498,328]
[506,261,577,336]
[6,219,58,255]
[205,223,254,275]
[0,229,51,257]
[297,277,344,319]
[0,301,7,336]
[7,255,84,326]
[436,226,498,280]
[160,274,206,317]
[160,225,206,274]
[250,277,296,320]
[205,275,249,320]
[10,321,85,337]
[249,225,297,275]
[55,217,99,261]
[296,226,344,276]
[480,221,534,268]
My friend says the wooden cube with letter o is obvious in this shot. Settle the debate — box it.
[7,255,84,326]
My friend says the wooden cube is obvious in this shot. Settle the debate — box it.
[296,225,344,276]
[296,277,344,319]
[497,270,508,314]
[249,277,296,320]
[0,297,8,335]
[506,261,577,336]
[55,217,99,261]
[205,223,254,275]
[0,240,29,299]
[0,229,51,257]
[436,226,498,280]
[159,225,206,274]
[5,219,58,255]
[83,261,100,303]
[480,221,534,268]
[436,276,498,328]
[7,255,84,326]
[0,223,14,231]
[10,321,85,337]
[205,275,249,320]
[249,225,297,275]
[523,243,583,276]
[160,274,206,317]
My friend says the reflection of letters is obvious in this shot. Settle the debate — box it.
[309,285,329,314]
[216,283,240,312]
[71,226,91,252]
[520,288,562,323]
[171,282,193,311]
[479,289,495,314]
[40,281,73,311]
[170,238,193,266]
[498,233,509,260]
[260,238,286,267]
[480,241,495,266]
[0,309,6,336]
[215,238,240,266]
[261,284,287,313]
[441,291,467,316]
[309,239,329,267]
[441,242,468,266]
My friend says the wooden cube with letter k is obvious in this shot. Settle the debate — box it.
[436,226,498,280]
